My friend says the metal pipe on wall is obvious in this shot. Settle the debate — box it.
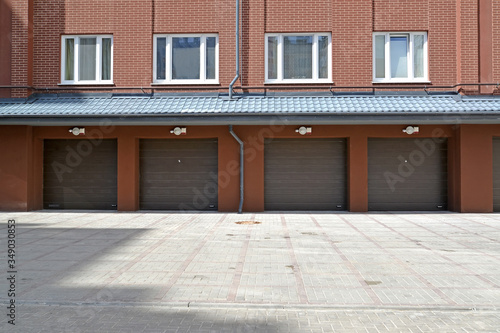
[228,0,240,100]
[229,125,244,213]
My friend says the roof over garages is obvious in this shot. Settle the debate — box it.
[1,94,500,125]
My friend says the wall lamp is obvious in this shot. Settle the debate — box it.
[170,127,187,135]
[295,126,312,135]
[402,126,419,135]
[69,127,85,136]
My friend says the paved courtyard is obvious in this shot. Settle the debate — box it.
[1,211,500,332]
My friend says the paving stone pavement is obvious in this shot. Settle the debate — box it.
[1,211,500,332]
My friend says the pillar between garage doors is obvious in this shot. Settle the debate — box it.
[117,136,139,211]
[457,125,493,212]
[348,134,368,212]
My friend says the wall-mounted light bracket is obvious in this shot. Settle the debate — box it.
[170,127,187,135]
[402,126,419,135]
[295,126,312,135]
[69,127,85,136]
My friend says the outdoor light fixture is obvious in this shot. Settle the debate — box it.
[295,126,312,135]
[69,127,85,136]
[402,126,419,135]
[170,127,187,135]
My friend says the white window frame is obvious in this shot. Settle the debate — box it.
[60,35,113,85]
[372,32,428,83]
[264,33,332,84]
[153,34,219,85]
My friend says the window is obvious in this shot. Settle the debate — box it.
[265,33,332,83]
[61,35,113,84]
[153,34,218,84]
[373,32,428,83]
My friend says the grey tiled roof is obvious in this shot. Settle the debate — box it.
[1,95,500,118]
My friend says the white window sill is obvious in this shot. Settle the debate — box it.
[58,82,115,86]
[372,80,431,84]
[264,80,333,85]
[151,82,220,86]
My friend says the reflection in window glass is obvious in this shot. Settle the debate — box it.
[101,38,112,81]
[267,37,278,80]
[318,36,329,79]
[375,35,385,79]
[206,37,216,80]
[64,38,74,81]
[283,36,312,79]
[414,35,424,78]
[156,38,166,80]
[79,38,97,81]
[390,36,408,78]
[172,37,200,80]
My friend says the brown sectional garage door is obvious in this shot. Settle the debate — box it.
[264,138,347,211]
[140,139,218,210]
[493,138,500,211]
[368,138,448,211]
[43,139,117,210]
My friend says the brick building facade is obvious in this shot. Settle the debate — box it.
[1,0,500,212]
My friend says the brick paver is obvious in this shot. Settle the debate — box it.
[1,212,500,332]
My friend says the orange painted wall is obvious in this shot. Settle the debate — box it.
[3,124,500,213]
[0,126,33,211]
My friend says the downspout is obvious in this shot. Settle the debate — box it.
[229,125,244,213]
[228,0,240,99]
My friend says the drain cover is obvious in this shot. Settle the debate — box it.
[235,221,261,225]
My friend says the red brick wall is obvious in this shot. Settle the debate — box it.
[428,0,458,87]
[459,0,479,93]
[10,0,29,97]
[32,0,153,87]
[0,0,12,98]
[6,0,499,95]
[492,0,500,94]
[265,0,331,32]
[373,0,429,31]
[332,0,372,87]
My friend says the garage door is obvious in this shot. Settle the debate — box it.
[493,138,500,211]
[264,138,347,211]
[43,139,117,210]
[140,139,218,210]
[368,138,448,211]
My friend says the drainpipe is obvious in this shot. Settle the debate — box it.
[229,125,244,213]
[228,0,240,100]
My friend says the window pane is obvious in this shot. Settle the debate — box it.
[172,37,200,80]
[156,37,166,80]
[267,36,278,79]
[206,37,216,80]
[101,38,111,81]
[283,36,312,79]
[414,34,424,78]
[390,36,408,78]
[375,35,385,79]
[318,36,328,79]
[64,38,74,81]
[79,37,96,81]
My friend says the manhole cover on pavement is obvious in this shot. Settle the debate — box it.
[235,221,261,225]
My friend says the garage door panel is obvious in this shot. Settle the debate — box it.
[140,139,218,210]
[368,138,448,211]
[43,139,117,210]
[369,202,446,211]
[142,172,215,181]
[264,139,346,211]
[266,174,345,182]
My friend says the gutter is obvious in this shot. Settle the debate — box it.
[229,125,244,213]
[5,114,500,126]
